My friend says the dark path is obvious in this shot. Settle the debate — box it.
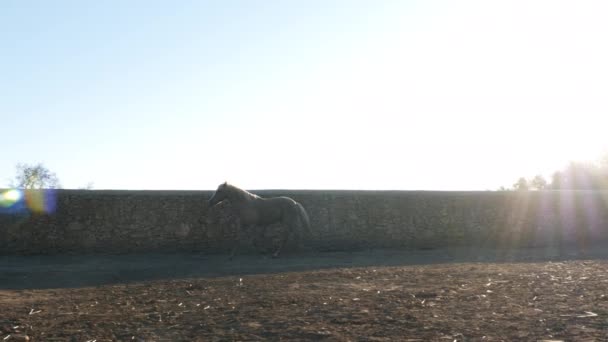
[2,245,607,289]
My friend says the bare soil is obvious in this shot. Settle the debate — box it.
[2,249,608,341]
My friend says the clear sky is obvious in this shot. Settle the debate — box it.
[2,0,607,190]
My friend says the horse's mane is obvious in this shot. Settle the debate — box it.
[224,183,260,201]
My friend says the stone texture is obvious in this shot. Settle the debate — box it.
[1,189,608,255]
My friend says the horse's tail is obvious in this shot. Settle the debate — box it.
[295,202,311,236]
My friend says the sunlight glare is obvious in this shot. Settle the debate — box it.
[0,189,22,207]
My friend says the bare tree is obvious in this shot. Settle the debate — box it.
[12,163,61,189]
[530,174,548,190]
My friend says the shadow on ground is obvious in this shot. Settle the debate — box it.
[2,245,608,290]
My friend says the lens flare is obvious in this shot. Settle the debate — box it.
[24,189,57,214]
[0,189,22,208]
[0,189,57,214]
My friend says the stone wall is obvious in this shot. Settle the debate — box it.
[1,189,608,255]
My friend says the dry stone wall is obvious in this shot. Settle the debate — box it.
[1,189,607,255]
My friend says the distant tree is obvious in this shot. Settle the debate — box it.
[549,160,608,190]
[507,152,608,191]
[530,174,548,190]
[550,171,563,189]
[592,154,608,188]
[561,161,599,189]
[78,182,95,190]
[513,177,529,191]
[12,163,61,189]
[599,153,608,169]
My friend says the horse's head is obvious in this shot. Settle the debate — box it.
[208,181,230,207]
[206,198,232,222]
[205,199,235,239]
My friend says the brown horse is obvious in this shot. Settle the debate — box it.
[207,182,310,258]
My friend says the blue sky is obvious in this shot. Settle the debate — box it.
[2,1,607,190]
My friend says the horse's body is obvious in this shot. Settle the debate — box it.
[207,182,310,258]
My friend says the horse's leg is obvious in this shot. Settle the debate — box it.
[271,242,282,258]
[272,205,303,258]
[272,223,289,258]
[229,242,238,261]
[228,219,242,261]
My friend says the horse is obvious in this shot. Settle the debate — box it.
[207,182,311,259]
[206,199,278,256]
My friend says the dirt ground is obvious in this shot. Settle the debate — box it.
[2,247,608,341]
